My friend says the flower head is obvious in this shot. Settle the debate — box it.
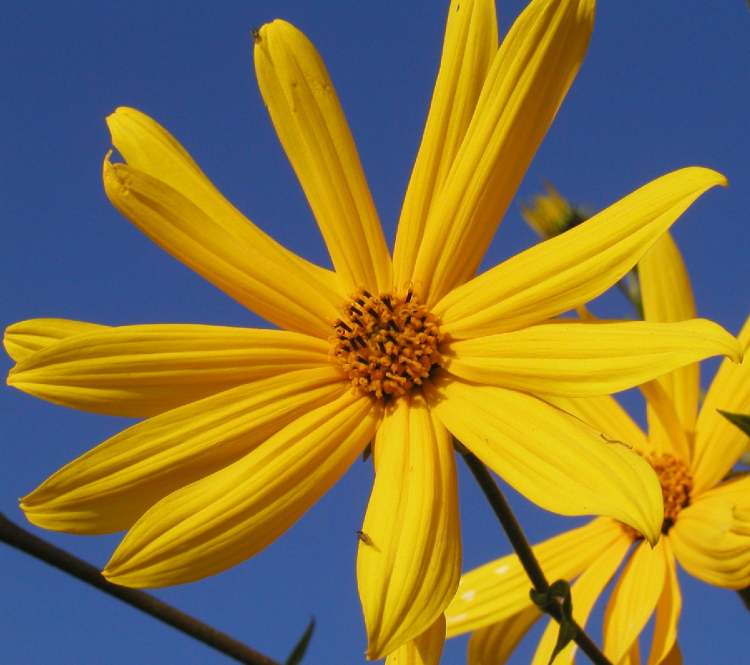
[4,0,739,659]
[521,183,587,239]
[445,233,750,664]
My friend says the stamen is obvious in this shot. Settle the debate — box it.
[331,289,442,400]
[622,452,693,538]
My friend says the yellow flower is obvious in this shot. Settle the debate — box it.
[2,0,739,659]
[445,234,750,665]
[521,183,586,239]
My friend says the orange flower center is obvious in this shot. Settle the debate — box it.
[650,452,693,533]
[332,289,442,400]
[623,452,693,538]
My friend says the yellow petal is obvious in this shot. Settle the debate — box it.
[624,641,643,665]
[670,475,750,588]
[20,368,346,534]
[542,393,648,454]
[446,518,625,636]
[660,643,683,665]
[393,0,497,289]
[648,538,681,665]
[444,319,739,396]
[385,615,446,665]
[427,377,663,543]
[531,530,632,665]
[103,157,342,338]
[639,233,699,446]
[413,0,595,303]
[639,379,691,461]
[603,540,667,665]
[691,314,750,493]
[435,167,727,338]
[104,391,379,587]
[4,318,107,363]
[254,21,391,293]
[8,324,330,417]
[358,399,460,658]
[467,607,540,665]
[106,107,337,290]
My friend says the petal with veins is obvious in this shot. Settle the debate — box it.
[358,399,460,658]
[103,392,379,587]
[8,324,331,417]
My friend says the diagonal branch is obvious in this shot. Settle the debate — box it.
[0,513,280,665]
[458,448,612,665]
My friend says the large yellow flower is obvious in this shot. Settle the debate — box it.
[445,233,750,665]
[3,0,739,658]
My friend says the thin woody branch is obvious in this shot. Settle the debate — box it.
[459,448,612,665]
[0,513,279,665]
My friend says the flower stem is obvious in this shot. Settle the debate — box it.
[458,449,612,665]
[0,513,279,665]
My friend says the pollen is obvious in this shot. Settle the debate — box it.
[623,452,693,539]
[332,288,442,400]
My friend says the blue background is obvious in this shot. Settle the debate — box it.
[1,1,748,663]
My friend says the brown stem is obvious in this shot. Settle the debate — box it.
[0,513,279,665]
[459,449,612,665]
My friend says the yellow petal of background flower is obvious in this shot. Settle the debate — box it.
[446,519,624,637]
[435,167,726,338]
[413,0,595,303]
[4,318,107,363]
[531,530,631,665]
[691,314,750,493]
[254,20,391,294]
[670,475,750,588]
[542,394,648,453]
[20,368,345,534]
[660,644,683,665]
[623,641,643,665]
[648,538,681,665]
[103,157,341,338]
[428,378,663,543]
[639,380,691,462]
[444,319,738,396]
[103,391,379,587]
[603,540,667,665]
[357,399,460,658]
[384,615,446,665]
[393,0,497,289]
[639,233,699,451]
[107,107,338,290]
[8,324,331,417]
[467,607,540,665]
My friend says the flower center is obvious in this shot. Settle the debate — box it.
[332,289,442,400]
[623,452,693,538]
[650,453,693,533]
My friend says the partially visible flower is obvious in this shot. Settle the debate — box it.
[445,233,750,665]
[523,182,643,315]
[2,0,740,659]
[521,183,587,239]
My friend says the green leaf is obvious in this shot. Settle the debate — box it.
[719,410,750,438]
[284,617,316,665]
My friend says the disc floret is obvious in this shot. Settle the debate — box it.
[623,452,693,538]
[332,289,442,400]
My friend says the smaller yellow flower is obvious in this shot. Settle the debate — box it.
[521,183,586,239]
[444,234,750,665]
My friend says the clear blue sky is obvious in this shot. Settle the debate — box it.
[1,1,748,663]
